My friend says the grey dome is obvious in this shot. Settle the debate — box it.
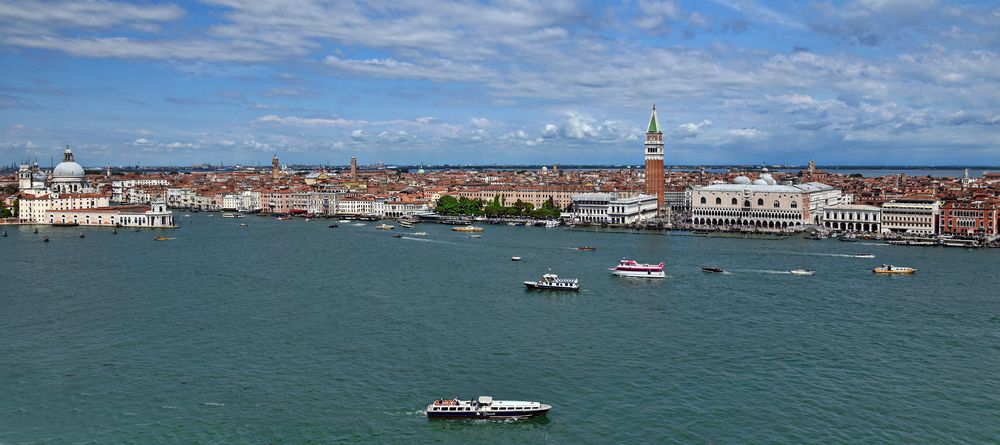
[733,175,751,185]
[53,161,85,178]
[752,178,768,185]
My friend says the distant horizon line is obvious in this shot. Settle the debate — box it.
[6,163,1000,172]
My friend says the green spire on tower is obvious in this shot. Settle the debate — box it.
[647,103,660,133]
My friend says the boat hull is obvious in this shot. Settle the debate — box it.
[611,269,665,278]
[427,408,550,420]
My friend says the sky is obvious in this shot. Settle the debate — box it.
[1,0,999,167]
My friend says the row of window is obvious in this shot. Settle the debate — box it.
[431,406,530,412]
[699,197,797,208]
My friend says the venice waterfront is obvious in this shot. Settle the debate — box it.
[2,215,999,444]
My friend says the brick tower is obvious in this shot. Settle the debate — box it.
[644,104,665,214]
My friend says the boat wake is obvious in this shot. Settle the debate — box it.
[737,269,793,275]
[202,402,226,407]
[400,236,459,245]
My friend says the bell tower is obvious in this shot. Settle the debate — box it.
[644,104,665,214]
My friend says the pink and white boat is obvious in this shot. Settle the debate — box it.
[609,259,665,278]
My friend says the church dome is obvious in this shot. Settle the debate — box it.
[733,175,751,184]
[53,161,85,178]
[752,178,768,185]
[760,173,776,185]
[52,147,85,179]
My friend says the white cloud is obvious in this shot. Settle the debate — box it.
[676,120,712,139]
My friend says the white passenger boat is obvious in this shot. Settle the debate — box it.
[609,259,665,278]
[789,269,815,275]
[426,396,551,420]
[873,264,916,274]
[524,273,579,291]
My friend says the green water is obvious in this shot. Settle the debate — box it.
[2,215,999,443]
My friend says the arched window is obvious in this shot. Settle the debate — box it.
[715,197,722,205]
[757,198,764,206]
[700,197,706,204]
[773,200,780,208]
[744,200,751,207]
[731,198,738,205]
[791,201,798,208]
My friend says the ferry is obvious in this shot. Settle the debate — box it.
[524,273,579,291]
[873,264,915,274]
[452,225,484,233]
[375,224,395,230]
[426,396,551,420]
[610,259,665,278]
[789,269,815,276]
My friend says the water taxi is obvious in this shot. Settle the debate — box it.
[392,234,403,238]
[452,225,484,233]
[239,223,248,227]
[153,236,174,241]
[352,223,366,227]
[873,264,915,274]
[412,232,428,236]
[524,273,579,291]
[375,224,395,230]
[610,259,665,278]
[222,213,237,218]
[399,221,414,228]
[511,256,522,261]
[789,269,815,275]
[854,253,875,258]
[426,396,550,420]
[339,219,351,223]
[576,246,596,251]
[702,266,724,273]
[328,224,338,228]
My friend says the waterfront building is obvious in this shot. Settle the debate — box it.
[458,187,592,211]
[881,197,939,235]
[821,204,882,233]
[568,193,658,224]
[46,200,175,228]
[17,161,48,194]
[111,176,169,203]
[166,187,195,208]
[690,174,842,230]
[939,200,999,237]
[49,147,94,194]
[643,105,665,214]
[18,193,111,223]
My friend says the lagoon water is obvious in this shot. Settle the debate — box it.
[2,215,999,443]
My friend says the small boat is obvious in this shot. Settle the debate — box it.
[153,235,174,241]
[576,246,596,251]
[328,224,338,228]
[524,273,579,291]
[34,227,38,234]
[426,396,551,420]
[469,234,482,238]
[399,221,414,228]
[183,214,191,218]
[854,253,875,259]
[2,230,7,237]
[353,223,366,227]
[789,269,815,275]
[702,266,724,273]
[393,234,403,238]
[452,225,484,233]
[222,213,237,218]
[873,264,915,274]
[112,228,118,234]
[610,259,665,278]
[375,224,395,230]
[239,223,248,227]
[412,232,429,236]
[839,234,858,242]
[79,232,85,238]
[339,219,351,223]
[43,236,49,242]
[511,256,522,261]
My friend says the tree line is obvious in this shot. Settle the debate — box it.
[435,195,562,219]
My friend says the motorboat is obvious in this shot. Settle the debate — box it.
[353,223,366,227]
[452,225,484,233]
[239,223,248,227]
[426,396,550,420]
[511,256,522,261]
[524,273,579,291]
[854,253,875,258]
[399,221,414,228]
[328,224,338,228]
[412,232,429,236]
[393,234,403,238]
[789,269,815,275]
[873,264,915,274]
[839,234,858,242]
[43,236,49,242]
[610,259,665,278]
[375,224,395,230]
[469,234,482,238]
[154,236,174,241]
[222,213,237,218]
[702,266,724,273]
[339,219,351,223]
[576,246,596,251]
[79,232,85,238]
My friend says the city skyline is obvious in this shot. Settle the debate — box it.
[2,1,1000,166]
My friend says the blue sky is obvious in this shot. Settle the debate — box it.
[1,0,999,166]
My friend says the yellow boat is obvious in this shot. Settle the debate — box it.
[873,264,915,274]
[451,225,484,233]
[153,236,174,241]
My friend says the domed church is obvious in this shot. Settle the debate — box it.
[50,146,92,194]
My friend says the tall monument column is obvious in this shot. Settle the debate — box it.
[644,104,665,214]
